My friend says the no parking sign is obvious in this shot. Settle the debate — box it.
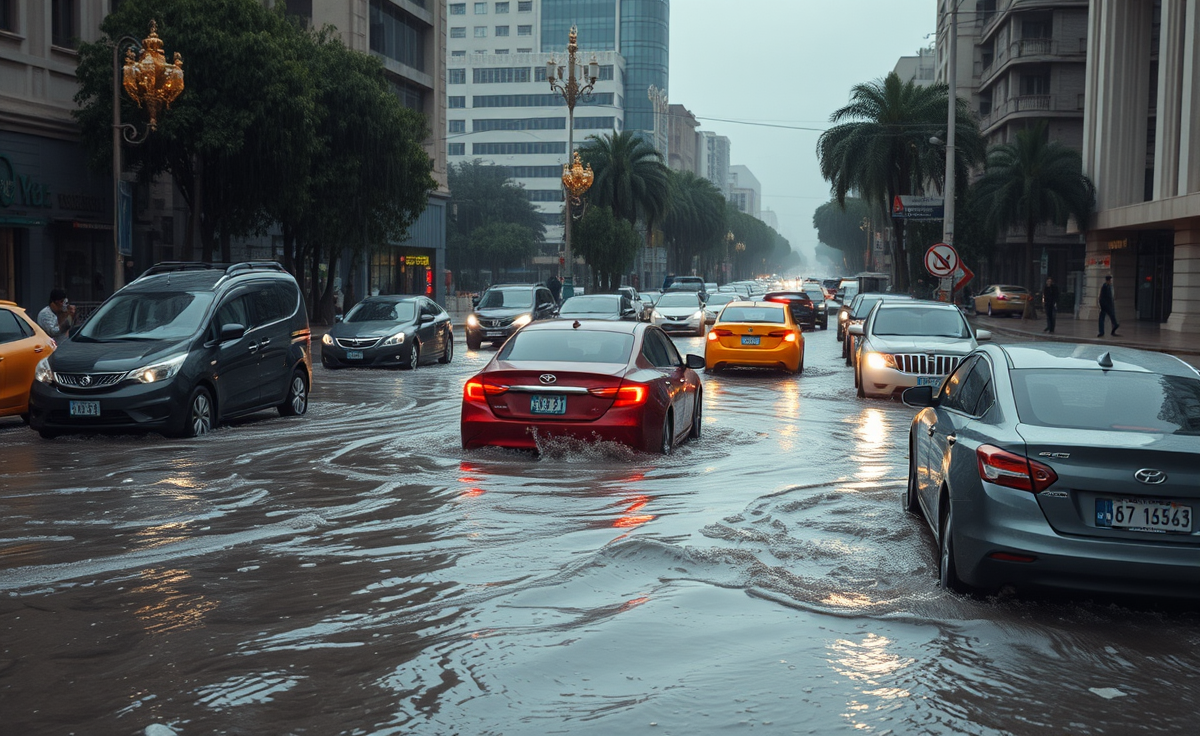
[924,243,959,278]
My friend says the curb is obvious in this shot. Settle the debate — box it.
[968,317,1200,357]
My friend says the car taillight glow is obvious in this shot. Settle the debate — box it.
[464,380,508,402]
[706,331,719,341]
[588,385,647,406]
[768,330,798,342]
[976,444,1057,493]
[997,294,1008,301]
[712,328,733,337]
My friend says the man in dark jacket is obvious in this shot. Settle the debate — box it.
[1042,277,1060,333]
[1097,274,1119,337]
[546,275,563,305]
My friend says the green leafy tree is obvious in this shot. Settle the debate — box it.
[468,222,538,282]
[579,131,670,232]
[971,120,1094,290]
[813,197,873,273]
[448,161,546,286]
[816,72,983,290]
[573,206,641,291]
[662,170,727,275]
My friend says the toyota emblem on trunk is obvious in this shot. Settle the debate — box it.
[539,374,556,384]
[1134,468,1167,484]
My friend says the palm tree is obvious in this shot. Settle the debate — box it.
[662,170,727,274]
[817,72,983,291]
[580,130,670,233]
[972,120,1095,293]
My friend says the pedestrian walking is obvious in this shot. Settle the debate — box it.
[1042,277,1060,333]
[546,274,563,305]
[1097,274,1120,337]
[37,288,75,337]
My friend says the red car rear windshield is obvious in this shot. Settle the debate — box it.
[498,330,635,363]
[1012,370,1200,434]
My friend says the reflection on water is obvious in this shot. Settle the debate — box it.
[132,567,218,634]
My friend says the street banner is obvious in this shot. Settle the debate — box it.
[924,242,959,278]
[892,195,945,220]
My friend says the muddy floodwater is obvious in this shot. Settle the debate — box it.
[2,330,1198,735]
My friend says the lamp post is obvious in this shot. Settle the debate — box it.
[112,21,184,290]
[547,27,599,300]
[734,241,746,280]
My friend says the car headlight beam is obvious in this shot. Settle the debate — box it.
[321,333,334,346]
[466,314,479,327]
[35,357,55,385]
[130,354,187,384]
[864,352,896,370]
[382,331,407,346]
[512,314,533,328]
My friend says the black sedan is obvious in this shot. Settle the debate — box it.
[903,343,1200,598]
[557,294,639,322]
[321,296,453,369]
[763,291,816,331]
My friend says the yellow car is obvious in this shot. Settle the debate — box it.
[0,301,57,424]
[704,301,804,373]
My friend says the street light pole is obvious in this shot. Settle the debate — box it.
[548,27,598,300]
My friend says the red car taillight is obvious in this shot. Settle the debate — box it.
[464,379,508,402]
[976,444,1057,493]
[996,294,1009,301]
[768,330,798,342]
[710,328,734,338]
[588,385,647,407]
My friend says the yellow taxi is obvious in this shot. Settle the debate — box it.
[0,301,57,423]
[704,301,804,373]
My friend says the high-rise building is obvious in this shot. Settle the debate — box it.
[697,131,730,198]
[728,165,761,220]
[892,46,937,87]
[1078,0,1200,334]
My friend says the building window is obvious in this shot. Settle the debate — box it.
[500,166,562,178]
[450,2,466,13]
[449,119,466,133]
[369,0,426,71]
[473,142,566,155]
[535,66,546,82]
[474,2,487,13]
[494,49,509,54]
[496,25,509,36]
[597,65,614,81]
[474,117,566,131]
[474,26,487,37]
[448,68,466,84]
[496,1,510,13]
[473,66,530,84]
[518,0,532,10]
[448,96,466,108]
[52,0,79,48]
[473,92,613,108]
[517,24,532,36]
[451,49,466,57]
[450,26,466,38]
[448,142,466,156]
[574,116,616,130]
[517,47,532,53]
[390,79,426,112]
[0,0,15,32]
[525,190,564,202]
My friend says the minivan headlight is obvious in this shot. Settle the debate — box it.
[512,314,532,327]
[382,331,406,346]
[130,354,187,384]
[839,311,849,321]
[35,357,54,385]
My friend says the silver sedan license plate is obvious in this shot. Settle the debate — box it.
[69,401,100,417]
[530,395,567,415]
[1096,498,1193,533]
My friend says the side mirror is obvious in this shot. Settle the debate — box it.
[901,385,937,408]
[420,313,435,324]
[471,296,480,307]
[219,323,246,342]
[976,329,992,341]
[847,324,864,336]
[685,354,705,370]
[334,315,343,323]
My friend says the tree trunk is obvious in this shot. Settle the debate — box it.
[309,241,322,321]
[1022,225,1038,320]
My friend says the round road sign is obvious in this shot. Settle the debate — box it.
[925,243,959,278]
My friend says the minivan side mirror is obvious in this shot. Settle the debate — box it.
[334,315,343,323]
[901,385,937,408]
[219,323,246,342]
[685,354,705,370]
[471,296,480,307]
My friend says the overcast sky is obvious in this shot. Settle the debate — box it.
[669,0,935,272]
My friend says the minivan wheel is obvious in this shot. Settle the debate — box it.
[278,370,308,417]
[180,386,214,437]
[439,335,453,364]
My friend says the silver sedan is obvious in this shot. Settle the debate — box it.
[903,343,1200,598]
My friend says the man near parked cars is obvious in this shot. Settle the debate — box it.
[546,274,563,305]
[37,288,75,337]
[1098,274,1120,337]
[1042,277,1060,333]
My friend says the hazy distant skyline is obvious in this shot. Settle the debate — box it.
[669,0,935,272]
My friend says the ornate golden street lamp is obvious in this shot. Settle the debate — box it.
[547,27,599,299]
[112,21,184,289]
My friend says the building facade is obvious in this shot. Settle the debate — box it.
[1,1,115,310]
[666,102,699,173]
[728,164,761,219]
[697,130,730,198]
[892,45,937,87]
[1080,0,1200,333]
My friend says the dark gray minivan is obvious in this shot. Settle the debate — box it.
[29,262,312,438]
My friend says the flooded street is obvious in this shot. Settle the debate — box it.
[2,330,1198,735]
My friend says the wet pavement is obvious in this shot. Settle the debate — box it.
[2,329,1198,735]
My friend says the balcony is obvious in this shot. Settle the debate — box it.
[979,37,1087,85]
[978,94,1082,132]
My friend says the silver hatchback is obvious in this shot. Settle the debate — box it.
[903,343,1200,598]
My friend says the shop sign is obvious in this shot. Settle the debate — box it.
[1107,239,1128,250]
[1086,256,1112,268]
[405,255,431,266]
[0,154,53,209]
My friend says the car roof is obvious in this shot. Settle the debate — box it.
[125,263,293,293]
[521,318,642,334]
[992,342,1199,378]
[488,283,537,290]
[361,295,422,302]
[568,293,622,299]
[875,299,957,310]
[724,300,786,309]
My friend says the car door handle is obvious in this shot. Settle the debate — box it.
[947,434,957,446]
[248,342,259,353]
[259,338,271,347]
[927,424,937,436]
[33,346,44,353]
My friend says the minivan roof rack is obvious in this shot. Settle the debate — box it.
[225,262,287,276]
[141,262,232,277]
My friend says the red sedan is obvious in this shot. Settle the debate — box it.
[461,320,705,454]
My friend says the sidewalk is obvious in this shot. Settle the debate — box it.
[968,312,1200,357]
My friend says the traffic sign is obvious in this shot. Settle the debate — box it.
[953,263,975,293]
[924,242,959,278]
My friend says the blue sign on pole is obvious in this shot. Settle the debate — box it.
[118,181,133,256]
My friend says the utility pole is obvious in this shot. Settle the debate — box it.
[943,0,958,306]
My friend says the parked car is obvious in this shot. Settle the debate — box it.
[705,301,804,374]
[321,295,452,369]
[848,300,989,399]
[466,283,558,350]
[461,320,704,454]
[801,284,832,329]
[763,291,817,331]
[29,262,312,439]
[834,280,861,341]
[0,301,57,424]
[557,294,639,321]
[651,291,707,336]
[666,276,709,301]
[974,285,1031,317]
[903,343,1200,598]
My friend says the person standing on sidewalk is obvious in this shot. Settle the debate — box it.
[1098,274,1120,337]
[1042,277,1060,333]
[546,274,563,306]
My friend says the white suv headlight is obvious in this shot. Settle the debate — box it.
[130,354,187,384]
[382,331,406,346]
[35,357,54,384]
